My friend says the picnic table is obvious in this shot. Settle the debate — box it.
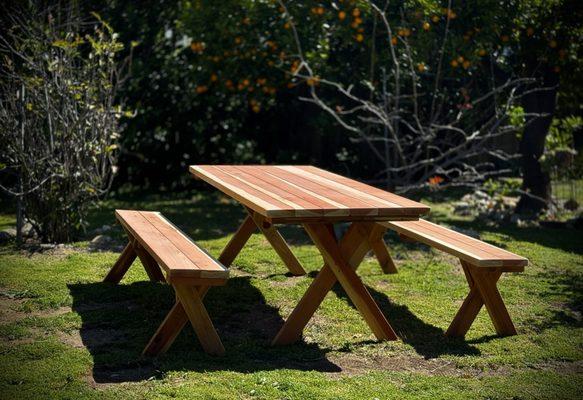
[190,165,430,345]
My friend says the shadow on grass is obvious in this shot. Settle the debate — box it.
[68,277,340,384]
[324,278,481,359]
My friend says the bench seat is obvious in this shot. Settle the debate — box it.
[380,219,527,271]
[115,210,229,283]
[104,210,228,356]
[377,218,528,337]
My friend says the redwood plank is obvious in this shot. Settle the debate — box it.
[190,165,294,217]
[384,219,528,266]
[299,165,430,210]
[103,242,137,283]
[218,215,257,267]
[140,212,226,274]
[272,223,375,345]
[221,166,325,216]
[263,166,381,215]
[303,223,398,341]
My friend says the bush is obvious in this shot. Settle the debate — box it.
[0,3,126,242]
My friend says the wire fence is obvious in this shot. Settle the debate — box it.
[550,162,583,206]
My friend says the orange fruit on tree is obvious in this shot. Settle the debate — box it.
[356,33,364,42]
[306,76,320,86]
[431,15,440,23]
[391,36,398,45]
[417,63,426,72]
[352,8,360,17]
[422,21,430,31]
[450,59,459,67]
[339,11,346,20]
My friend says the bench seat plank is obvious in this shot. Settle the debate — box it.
[115,210,229,280]
[380,219,528,269]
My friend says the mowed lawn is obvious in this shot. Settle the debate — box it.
[0,190,581,399]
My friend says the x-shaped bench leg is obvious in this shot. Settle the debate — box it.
[143,285,224,356]
[218,210,306,276]
[273,222,397,345]
[104,230,165,283]
[446,260,517,337]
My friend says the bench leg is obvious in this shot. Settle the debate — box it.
[446,260,516,337]
[133,241,166,282]
[248,209,306,276]
[218,215,257,267]
[143,285,222,356]
[368,225,398,274]
[104,243,137,283]
[143,301,188,356]
[175,284,224,355]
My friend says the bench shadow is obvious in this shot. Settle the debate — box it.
[326,278,481,359]
[68,277,340,384]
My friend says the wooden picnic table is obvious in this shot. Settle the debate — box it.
[190,165,430,345]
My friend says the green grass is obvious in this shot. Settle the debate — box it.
[0,189,581,399]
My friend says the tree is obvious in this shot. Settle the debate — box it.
[273,0,538,192]
[509,0,583,213]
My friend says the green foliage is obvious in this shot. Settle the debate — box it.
[483,178,522,198]
[546,116,582,151]
[0,4,125,242]
[89,0,583,189]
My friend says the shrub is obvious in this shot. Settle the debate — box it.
[0,3,126,242]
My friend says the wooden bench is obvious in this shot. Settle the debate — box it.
[103,210,229,356]
[378,219,528,337]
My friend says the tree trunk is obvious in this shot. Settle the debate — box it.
[516,69,559,214]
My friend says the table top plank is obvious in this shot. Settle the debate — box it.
[260,166,381,216]
[190,165,430,219]
[191,165,295,217]
[221,166,331,216]
[296,166,428,210]
[273,166,403,213]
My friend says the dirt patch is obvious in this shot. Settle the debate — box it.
[327,353,457,377]
[88,363,160,388]
[0,296,71,323]
[268,275,303,288]
[58,327,126,349]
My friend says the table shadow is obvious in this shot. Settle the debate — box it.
[327,280,481,359]
[68,277,340,384]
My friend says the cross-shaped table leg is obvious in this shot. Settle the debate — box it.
[217,210,306,276]
[446,260,517,337]
[272,222,398,345]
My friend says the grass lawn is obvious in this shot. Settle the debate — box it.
[0,189,581,399]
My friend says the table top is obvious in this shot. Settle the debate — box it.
[190,165,430,220]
